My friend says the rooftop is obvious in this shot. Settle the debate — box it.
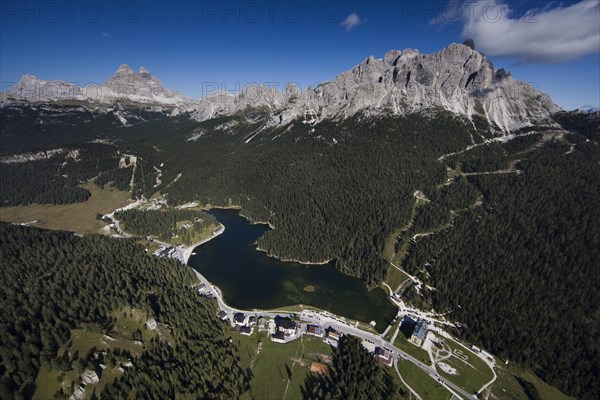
[275,315,297,330]
[240,326,252,335]
[413,320,429,341]
[234,313,245,323]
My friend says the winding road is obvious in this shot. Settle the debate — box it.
[105,198,489,400]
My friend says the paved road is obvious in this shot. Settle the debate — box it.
[297,309,476,400]
[105,199,480,400]
[193,277,478,400]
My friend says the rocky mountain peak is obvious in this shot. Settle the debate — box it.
[104,65,167,100]
[6,43,561,131]
[9,65,196,111]
[195,42,560,133]
[115,64,135,75]
[138,66,151,77]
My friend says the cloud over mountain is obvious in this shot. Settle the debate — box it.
[434,0,600,63]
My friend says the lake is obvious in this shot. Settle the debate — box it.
[188,208,397,332]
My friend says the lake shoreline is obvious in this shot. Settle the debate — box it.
[255,245,332,266]
[182,223,225,264]
[190,208,398,330]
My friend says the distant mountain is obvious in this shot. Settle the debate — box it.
[9,65,197,114]
[6,43,561,132]
[195,43,561,132]
[575,105,600,113]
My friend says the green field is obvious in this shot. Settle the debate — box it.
[33,367,63,400]
[232,330,333,400]
[385,266,412,292]
[394,333,432,365]
[0,181,131,234]
[390,238,415,269]
[384,194,428,273]
[384,317,402,342]
[109,306,157,344]
[488,362,574,400]
[433,338,495,394]
[383,227,403,262]
[397,359,451,400]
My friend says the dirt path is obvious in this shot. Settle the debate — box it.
[394,360,423,400]
[282,336,304,400]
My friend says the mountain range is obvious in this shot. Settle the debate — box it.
[6,43,561,132]
[1,42,599,400]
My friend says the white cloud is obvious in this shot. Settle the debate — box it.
[101,32,111,37]
[341,12,366,31]
[434,0,600,63]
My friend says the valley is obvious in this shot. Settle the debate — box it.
[0,41,598,400]
[0,181,131,234]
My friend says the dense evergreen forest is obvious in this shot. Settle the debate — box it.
[0,143,127,206]
[0,102,170,153]
[402,133,600,399]
[302,335,400,400]
[116,110,477,284]
[114,208,218,243]
[1,103,598,397]
[0,140,171,206]
[552,110,600,141]
[0,223,249,399]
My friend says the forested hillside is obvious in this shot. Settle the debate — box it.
[302,335,400,400]
[0,143,123,206]
[0,223,249,399]
[0,102,168,153]
[0,140,175,207]
[402,132,600,399]
[1,103,597,397]
[117,111,478,284]
[114,208,218,243]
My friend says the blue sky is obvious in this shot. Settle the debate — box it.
[1,0,598,109]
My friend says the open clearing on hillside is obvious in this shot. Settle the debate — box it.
[33,307,155,400]
[385,265,412,291]
[432,337,494,394]
[394,334,432,365]
[233,330,332,400]
[397,359,451,399]
[0,182,131,234]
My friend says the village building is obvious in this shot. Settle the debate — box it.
[374,347,393,367]
[257,316,266,329]
[240,326,253,336]
[274,316,297,336]
[195,283,207,294]
[306,324,324,337]
[410,320,429,347]
[233,312,246,326]
[271,315,299,343]
[217,310,228,320]
[326,327,341,341]
[271,330,286,343]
